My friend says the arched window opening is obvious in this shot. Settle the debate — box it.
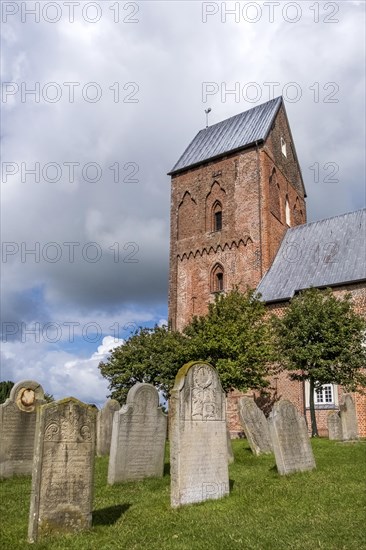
[269,169,281,221]
[211,264,224,293]
[281,137,287,157]
[285,195,291,226]
[212,201,223,232]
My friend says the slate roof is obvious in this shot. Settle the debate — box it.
[257,209,366,303]
[168,97,283,175]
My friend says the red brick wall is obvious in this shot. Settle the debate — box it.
[168,105,365,438]
[168,106,305,331]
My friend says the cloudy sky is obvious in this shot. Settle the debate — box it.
[1,1,365,405]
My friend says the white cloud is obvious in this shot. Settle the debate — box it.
[1,1,365,390]
[1,335,124,407]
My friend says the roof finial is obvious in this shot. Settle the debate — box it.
[205,107,212,128]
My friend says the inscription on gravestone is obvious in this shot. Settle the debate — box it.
[28,397,96,543]
[268,400,316,475]
[340,394,359,441]
[108,383,167,483]
[96,399,120,456]
[238,396,273,456]
[170,361,229,507]
[0,380,45,478]
[327,411,343,440]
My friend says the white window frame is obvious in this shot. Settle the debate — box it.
[305,381,338,408]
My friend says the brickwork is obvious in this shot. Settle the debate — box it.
[169,105,305,331]
[168,101,365,438]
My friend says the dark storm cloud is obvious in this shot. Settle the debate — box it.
[1,1,365,398]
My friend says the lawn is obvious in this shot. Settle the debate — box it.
[1,439,365,550]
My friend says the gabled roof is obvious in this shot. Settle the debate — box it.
[257,209,366,303]
[168,97,283,175]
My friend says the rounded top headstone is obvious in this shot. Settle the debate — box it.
[126,383,159,410]
[9,380,45,412]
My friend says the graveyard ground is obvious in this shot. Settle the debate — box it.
[1,438,365,550]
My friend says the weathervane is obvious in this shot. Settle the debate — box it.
[205,107,211,128]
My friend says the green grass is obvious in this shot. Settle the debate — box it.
[1,439,365,549]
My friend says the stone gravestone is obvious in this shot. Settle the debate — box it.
[28,397,96,543]
[0,380,45,478]
[340,394,359,441]
[327,411,343,440]
[170,361,229,507]
[226,427,234,464]
[108,383,167,484]
[268,400,316,475]
[238,396,273,456]
[96,399,120,456]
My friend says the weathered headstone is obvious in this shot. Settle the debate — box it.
[96,399,120,456]
[327,411,343,440]
[170,361,229,507]
[238,396,273,456]
[108,383,167,483]
[340,394,359,441]
[268,400,316,475]
[0,380,44,478]
[28,397,96,543]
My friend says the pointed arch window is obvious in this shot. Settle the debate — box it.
[285,195,291,226]
[281,137,287,157]
[269,169,281,221]
[211,263,224,293]
[212,201,223,232]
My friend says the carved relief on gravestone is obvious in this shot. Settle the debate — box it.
[108,383,167,484]
[268,400,316,475]
[96,399,120,456]
[0,380,45,478]
[340,394,359,441]
[327,411,343,440]
[28,397,96,543]
[238,396,273,456]
[170,361,229,507]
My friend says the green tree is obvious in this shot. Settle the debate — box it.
[99,325,190,403]
[0,381,14,404]
[44,393,55,403]
[99,289,274,402]
[184,288,275,393]
[275,287,366,437]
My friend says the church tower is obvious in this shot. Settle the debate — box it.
[168,97,306,331]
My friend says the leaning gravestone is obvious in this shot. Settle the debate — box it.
[340,394,359,441]
[108,383,167,483]
[268,400,316,475]
[327,411,343,440]
[238,396,273,456]
[28,397,96,543]
[0,380,45,478]
[170,361,229,507]
[96,399,120,456]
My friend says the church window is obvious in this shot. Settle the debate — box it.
[269,169,281,221]
[281,137,287,157]
[315,384,334,405]
[211,264,224,293]
[305,381,337,408]
[285,196,291,226]
[212,201,223,232]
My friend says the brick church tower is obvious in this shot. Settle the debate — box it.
[168,97,307,331]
